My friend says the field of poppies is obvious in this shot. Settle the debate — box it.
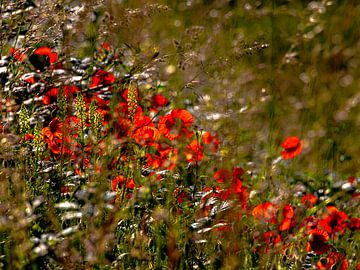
[1,1,359,269]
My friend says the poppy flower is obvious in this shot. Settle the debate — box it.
[146,144,178,170]
[89,69,115,89]
[42,117,63,141]
[301,193,317,208]
[318,206,348,235]
[133,126,160,146]
[281,136,303,159]
[29,46,57,71]
[279,205,295,231]
[307,228,331,254]
[101,42,110,51]
[213,168,231,183]
[348,217,360,231]
[316,252,348,270]
[185,140,204,163]
[202,131,221,153]
[252,202,278,224]
[158,109,193,140]
[9,48,26,62]
[112,175,136,191]
[263,231,281,253]
[151,94,169,112]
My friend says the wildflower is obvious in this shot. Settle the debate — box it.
[281,136,303,159]
[146,144,178,170]
[347,217,360,231]
[151,94,169,112]
[318,206,348,235]
[316,252,348,270]
[202,131,221,153]
[29,46,58,71]
[213,168,231,183]
[279,204,295,231]
[133,126,160,146]
[252,202,278,224]
[185,140,204,163]
[158,109,193,140]
[42,117,63,141]
[112,175,136,191]
[89,69,115,88]
[307,228,331,254]
[42,85,79,105]
[263,231,281,253]
[301,193,317,208]
[9,48,26,62]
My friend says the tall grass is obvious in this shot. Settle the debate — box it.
[0,0,359,269]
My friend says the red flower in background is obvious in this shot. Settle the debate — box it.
[252,202,278,224]
[263,231,281,253]
[133,126,160,146]
[29,46,58,71]
[43,85,79,105]
[151,94,169,112]
[301,193,317,208]
[202,131,221,153]
[281,136,303,159]
[146,144,178,171]
[112,175,136,191]
[279,204,295,231]
[9,48,26,62]
[348,217,360,231]
[213,168,231,183]
[316,252,348,270]
[158,109,193,140]
[89,69,115,89]
[185,140,204,163]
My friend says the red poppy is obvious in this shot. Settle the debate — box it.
[307,228,331,254]
[42,117,63,141]
[185,140,204,163]
[151,94,169,112]
[158,109,193,140]
[101,42,110,51]
[133,126,160,146]
[263,231,281,253]
[89,69,115,88]
[316,252,348,270]
[252,202,278,224]
[318,206,348,235]
[202,131,221,153]
[213,168,232,183]
[29,46,58,71]
[281,136,303,159]
[279,205,295,231]
[348,217,360,231]
[301,193,317,208]
[112,175,136,191]
[9,48,26,62]
[146,144,178,170]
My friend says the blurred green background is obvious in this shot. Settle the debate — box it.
[96,0,360,177]
[3,0,360,176]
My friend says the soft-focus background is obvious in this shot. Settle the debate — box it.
[1,0,360,269]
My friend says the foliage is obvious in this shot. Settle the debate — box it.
[0,0,359,269]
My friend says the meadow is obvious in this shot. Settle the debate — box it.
[0,0,359,269]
